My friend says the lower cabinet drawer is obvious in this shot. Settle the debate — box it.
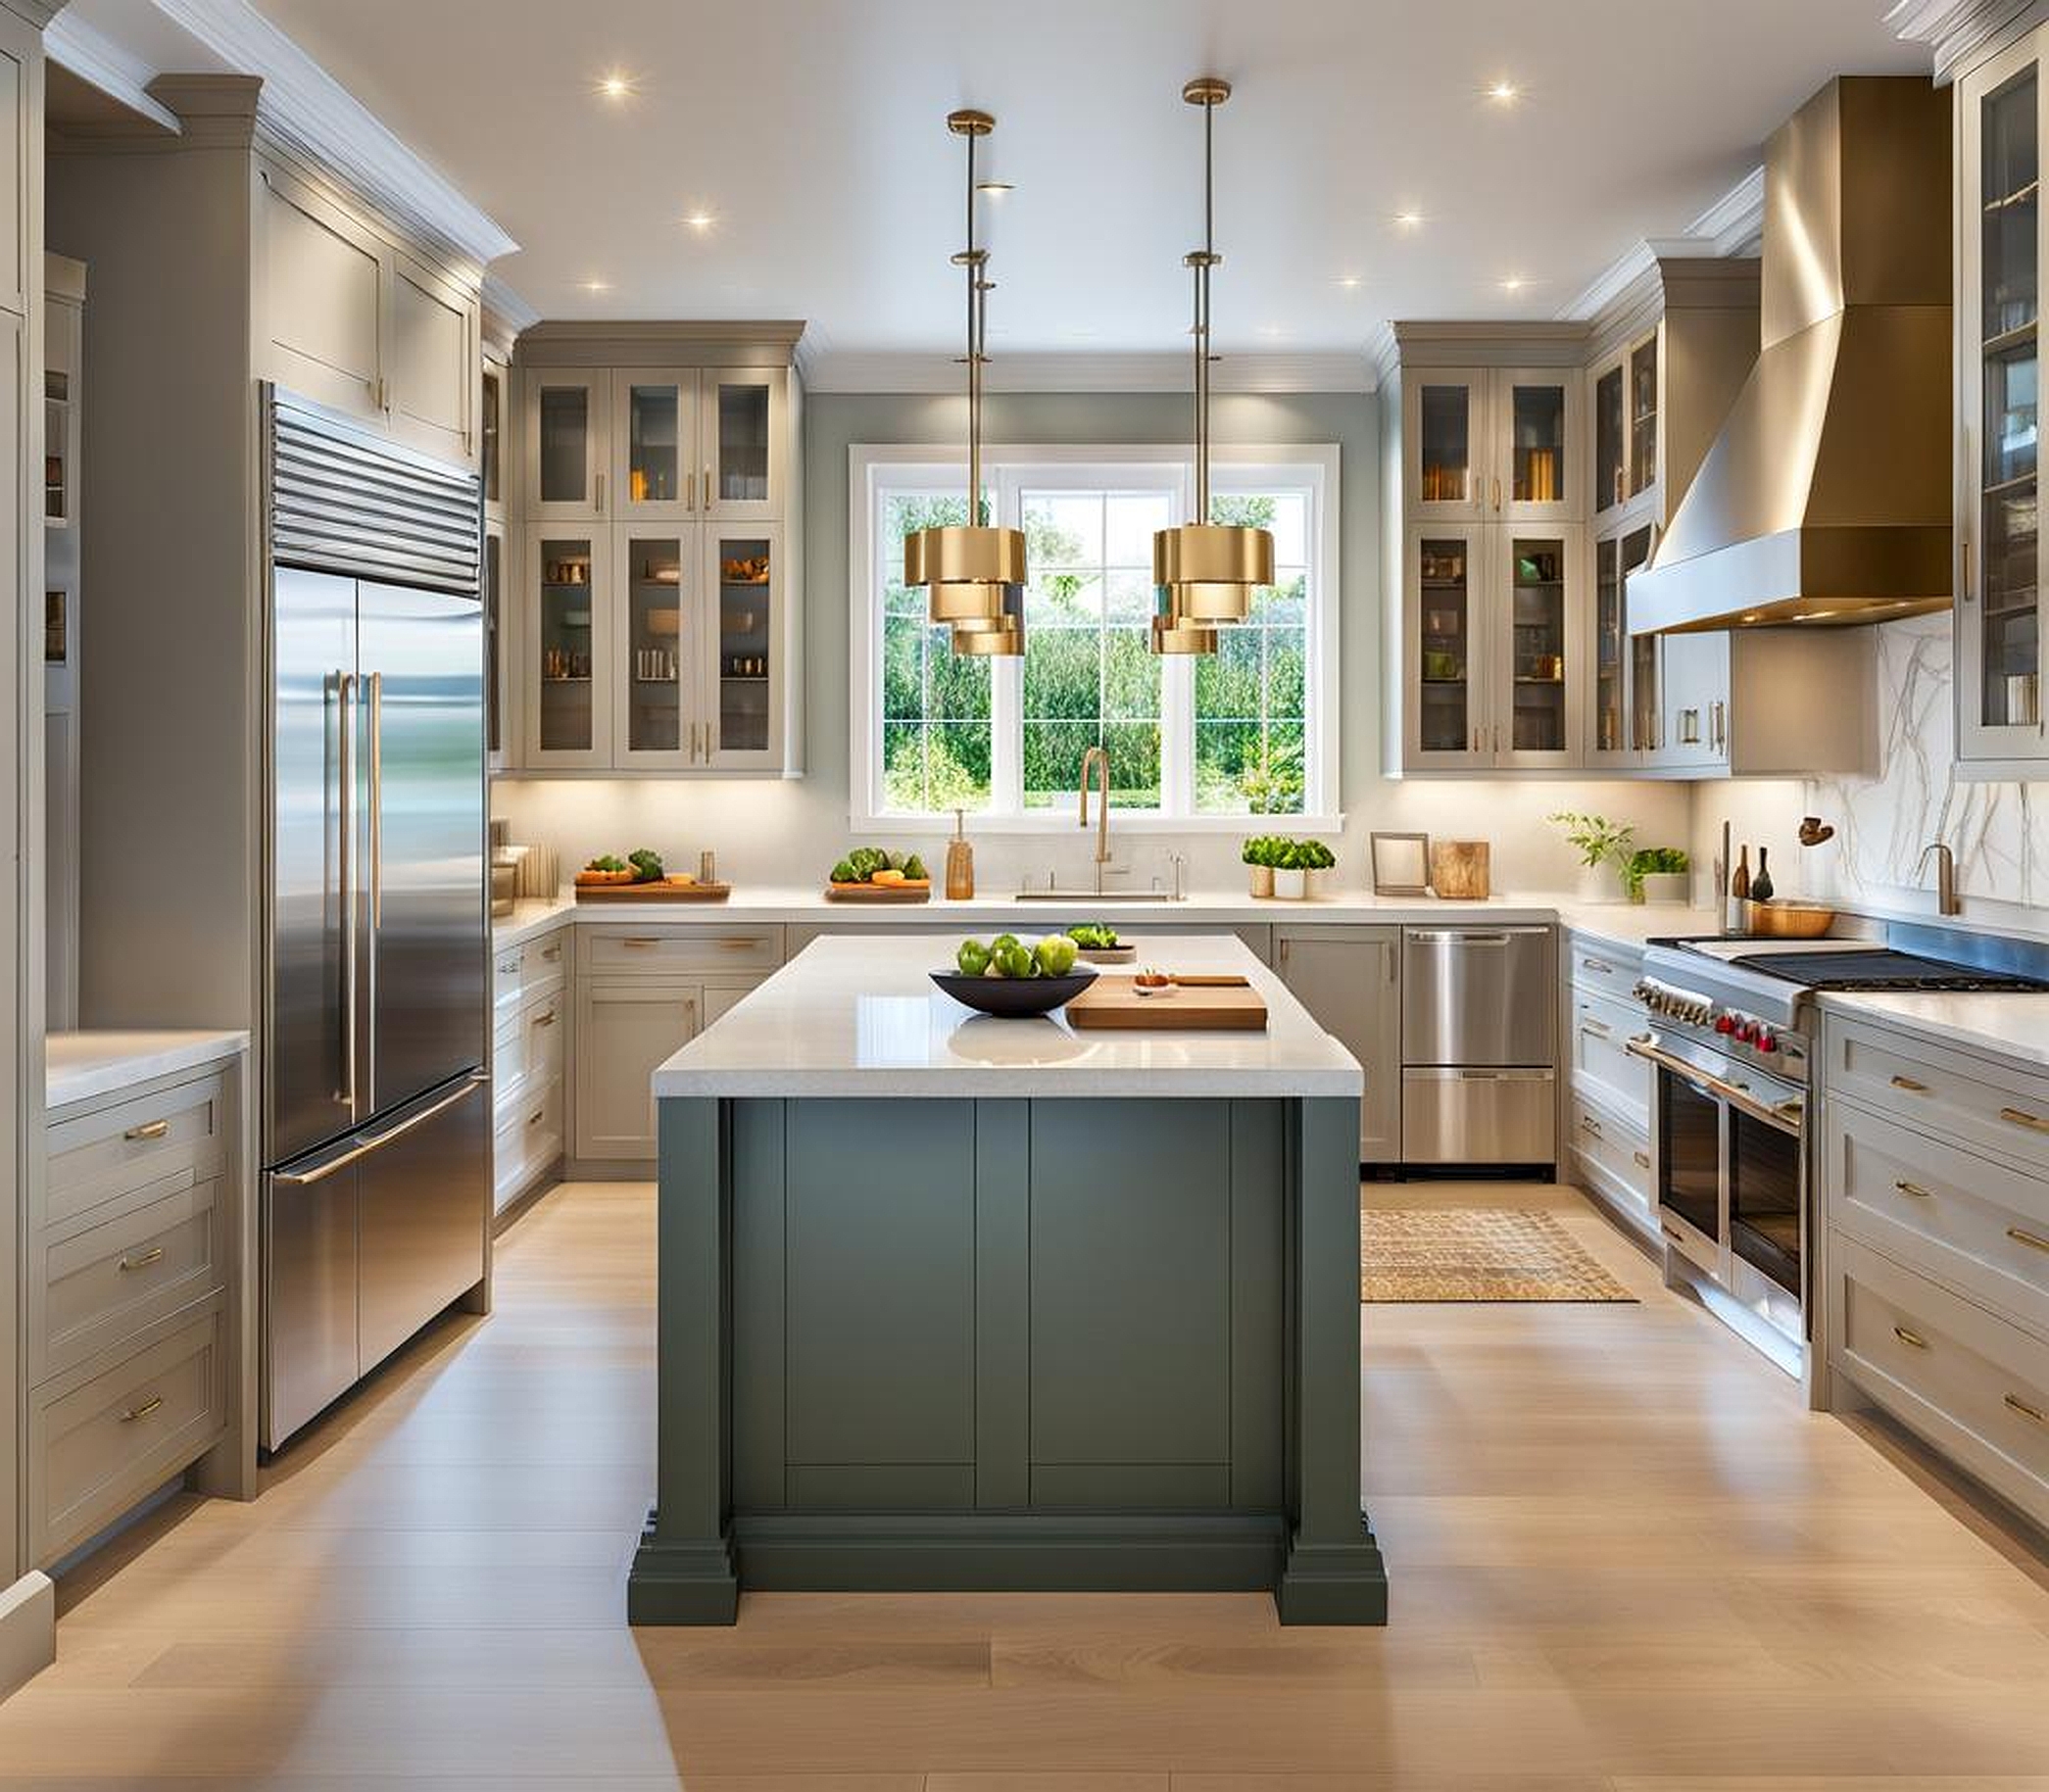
[27,1299,226,1566]
[1566,934,1644,1006]
[1570,989,1651,1122]
[580,926,780,977]
[1833,1235,2049,1530]
[1828,1015,2049,1180]
[523,989,566,1085]
[494,1078,561,1215]
[1401,1068,1555,1165]
[30,1170,225,1381]
[1827,1095,2049,1337]
[44,1071,228,1232]
[1568,1092,1652,1224]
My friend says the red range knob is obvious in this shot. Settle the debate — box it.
[1758,1034,1779,1053]
[1738,1023,1760,1044]
[1714,1015,1735,1035]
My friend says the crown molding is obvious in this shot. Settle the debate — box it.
[2,1,67,28]
[1555,164,1764,322]
[481,274,539,335]
[149,0,516,266]
[46,11,183,132]
[804,348,1374,396]
[1887,0,2041,81]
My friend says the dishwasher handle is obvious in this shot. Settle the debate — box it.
[1405,927,1551,944]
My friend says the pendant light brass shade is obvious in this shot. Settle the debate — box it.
[904,109,1027,655]
[1151,77,1273,653]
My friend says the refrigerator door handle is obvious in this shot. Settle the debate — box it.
[273,1074,487,1187]
[367,671,384,931]
[337,670,358,1112]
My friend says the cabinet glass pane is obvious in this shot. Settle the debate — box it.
[1594,538,1624,752]
[1510,383,1566,507]
[1417,537,1472,752]
[483,531,502,757]
[715,380,772,505]
[538,385,590,506]
[1629,338,1659,497]
[1509,536,1567,753]
[1981,67,2042,731]
[538,537,595,751]
[1623,525,1658,752]
[1417,385,1469,504]
[626,384,682,506]
[624,536,685,753]
[716,535,772,752]
[1595,366,1624,511]
[480,366,502,508]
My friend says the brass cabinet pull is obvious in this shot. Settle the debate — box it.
[704,466,713,510]
[2006,1392,2048,1425]
[1579,1114,1605,1140]
[717,938,760,951]
[1580,1015,1612,1039]
[533,1009,558,1028]
[123,1119,171,1142]
[1893,1324,1929,1350]
[121,1394,165,1424]
[497,956,520,977]
[529,1108,546,1128]
[594,471,606,513]
[1894,1179,1932,1199]
[2006,1225,2049,1256]
[1634,1150,1652,1170]
[118,1246,166,1274]
[1962,538,1975,605]
[1581,956,1614,976]
[1999,1106,2049,1135]
[541,944,562,963]
[621,938,661,948]
[1891,1074,1930,1093]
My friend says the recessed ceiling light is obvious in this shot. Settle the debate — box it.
[581,278,612,294]
[1336,275,1363,290]
[595,72,636,100]
[976,180,1014,196]
[1499,274,1528,294]
[682,211,717,232]
[1392,210,1426,230]
[1486,78,1521,104]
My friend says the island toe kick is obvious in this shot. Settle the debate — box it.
[627,1090,1386,1625]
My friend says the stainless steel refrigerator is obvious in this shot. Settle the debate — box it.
[261,388,490,1450]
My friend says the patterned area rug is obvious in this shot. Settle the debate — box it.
[1361,1206,1637,1303]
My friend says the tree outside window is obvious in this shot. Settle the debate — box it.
[879,492,993,812]
[1195,490,1310,815]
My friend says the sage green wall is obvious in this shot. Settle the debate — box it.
[500,388,1695,893]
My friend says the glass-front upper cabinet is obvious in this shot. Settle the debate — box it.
[1624,524,1661,755]
[611,371,698,521]
[1499,533,1578,765]
[1404,374,1484,520]
[480,358,506,519]
[1629,336,1660,499]
[527,534,610,767]
[523,369,610,521]
[705,523,783,767]
[1591,332,1659,519]
[483,522,510,772]
[1405,525,1491,767]
[1591,535,1627,760]
[613,530,698,768]
[704,370,785,519]
[1962,39,2047,769]
[1500,370,1580,523]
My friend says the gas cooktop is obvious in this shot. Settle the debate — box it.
[1657,938,2048,994]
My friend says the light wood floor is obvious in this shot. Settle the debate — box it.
[3,1178,2049,1790]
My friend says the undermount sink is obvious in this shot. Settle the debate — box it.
[1011,889,1185,902]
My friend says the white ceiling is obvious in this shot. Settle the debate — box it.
[70,0,1928,365]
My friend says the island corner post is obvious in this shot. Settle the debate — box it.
[627,1087,1386,1626]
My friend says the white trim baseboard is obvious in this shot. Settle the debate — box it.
[0,1573,54,1704]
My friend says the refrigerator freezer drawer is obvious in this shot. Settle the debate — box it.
[1402,927,1556,1067]
[1402,1068,1557,1165]
[262,1160,359,1451]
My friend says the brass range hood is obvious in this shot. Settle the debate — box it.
[1630,76,1955,635]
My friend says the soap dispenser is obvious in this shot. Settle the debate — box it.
[945,808,975,900]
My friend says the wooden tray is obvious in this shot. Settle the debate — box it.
[1066,977,1267,1031]
[1075,944,1138,964]
[575,881,731,903]
[824,883,932,903]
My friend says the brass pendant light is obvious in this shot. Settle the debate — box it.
[1151,77,1274,655]
[904,109,1028,655]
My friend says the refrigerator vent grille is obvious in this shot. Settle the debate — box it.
[268,389,482,596]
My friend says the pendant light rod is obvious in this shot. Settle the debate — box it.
[949,108,994,526]
[1184,77,1230,522]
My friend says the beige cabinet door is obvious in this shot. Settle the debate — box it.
[573,981,702,1160]
[386,251,476,464]
[256,167,384,422]
[523,367,610,522]
[702,367,788,520]
[1275,927,1401,1164]
[612,369,701,522]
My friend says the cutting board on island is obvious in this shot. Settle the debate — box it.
[575,880,731,903]
[824,883,932,903]
[1066,976,1267,1031]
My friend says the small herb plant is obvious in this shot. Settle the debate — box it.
[1242,835,1290,869]
[1623,846,1690,899]
[1547,811,1636,875]
[1242,836,1337,872]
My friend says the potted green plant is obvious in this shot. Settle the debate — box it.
[1547,811,1636,903]
[1241,834,1286,897]
[1274,837,1337,900]
[1625,846,1691,905]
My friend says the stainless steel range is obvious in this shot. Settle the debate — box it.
[1629,929,2048,1386]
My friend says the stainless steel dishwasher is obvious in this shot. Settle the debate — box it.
[1400,926,1556,1166]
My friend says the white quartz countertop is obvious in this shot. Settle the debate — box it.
[47,1029,250,1111]
[496,888,1714,954]
[1819,990,2049,1073]
[651,934,1364,1100]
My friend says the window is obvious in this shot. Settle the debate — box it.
[853,446,1337,829]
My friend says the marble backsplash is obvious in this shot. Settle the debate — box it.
[1805,614,2047,913]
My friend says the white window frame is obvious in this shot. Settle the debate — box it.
[850,442,1341,833]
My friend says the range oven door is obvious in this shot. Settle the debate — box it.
[1652,1059,1724,1274]
[1729,1099,1807,1319]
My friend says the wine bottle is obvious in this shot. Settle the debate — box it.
[1751,848,1775,904]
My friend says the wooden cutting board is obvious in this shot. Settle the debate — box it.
[824,883,933,903]
[1066,977,1268,1031]
[575,881,731,902]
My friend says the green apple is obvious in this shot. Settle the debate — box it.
[996,943,1035,980]
[955,939,991,977]
[1035,935,1078,977]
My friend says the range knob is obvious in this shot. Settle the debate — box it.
[1758,1032,1780,1054]
[1714,1014,1735,1036]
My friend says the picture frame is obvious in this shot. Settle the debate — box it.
[1370,831,1432,897]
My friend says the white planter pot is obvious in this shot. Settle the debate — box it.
[1575,863,1622,904]
[1638,871,1690,905]
[1273,867,1308,900]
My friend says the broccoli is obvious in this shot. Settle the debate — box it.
[903,853,928,882]
[628,848,664,883]
[830,858,856,884]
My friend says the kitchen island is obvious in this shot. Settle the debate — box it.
[627,934,1385,1625]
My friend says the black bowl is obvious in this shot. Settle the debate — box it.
[930,965,1098,1017]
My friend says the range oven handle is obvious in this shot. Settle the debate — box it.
[1625,1036,1804,1135]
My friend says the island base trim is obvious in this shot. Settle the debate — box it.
[625,1513,738,1625]
[1277,1520,1391,1625]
